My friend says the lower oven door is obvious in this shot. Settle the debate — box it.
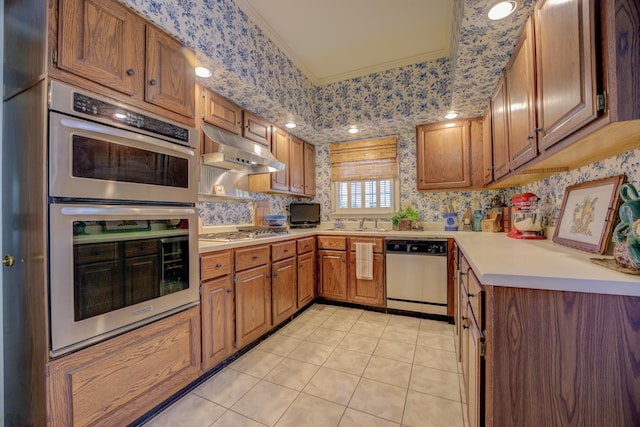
[49,204,199,357]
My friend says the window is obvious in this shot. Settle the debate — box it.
[329,136,398,217]
[333,178,398,216]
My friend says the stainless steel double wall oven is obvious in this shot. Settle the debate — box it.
[48,81,200,357]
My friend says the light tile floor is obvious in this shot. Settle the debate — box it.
[143,304,468,427]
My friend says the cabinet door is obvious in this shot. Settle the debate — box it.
[467,315,483,427]
[506,18,537,170]
[482,108,493,184]
[203,90,242,135]
[297,251,315,307]
[303,142,316,196]
[271,127,290,192]
[317,250,347,301]
[145,26,195,118]
[47,307,200,427]
[243,111,271,147]
[347,252,385,307]
[491,77,510,180]
[289,135,305,194]
[57,0,144,96]
[235,264,272,349]
[535,0,597,150]
[124,254,159,305]
[416,121,471,190]
[201,275,234,371]
[272,258,298,326]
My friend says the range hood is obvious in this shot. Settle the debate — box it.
[201,123,285,174]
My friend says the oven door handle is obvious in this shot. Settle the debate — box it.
[58,116,196,157]
[60,206,196,217]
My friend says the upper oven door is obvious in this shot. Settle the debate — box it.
[49,111,197,204]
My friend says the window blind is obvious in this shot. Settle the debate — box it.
[329,136,397,181]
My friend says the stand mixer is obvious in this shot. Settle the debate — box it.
[507,193,546,239]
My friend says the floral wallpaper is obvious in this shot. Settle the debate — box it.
[122,0,636,229]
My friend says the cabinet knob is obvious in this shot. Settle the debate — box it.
[527,135,535,140]
[468,292,475,298]
[126,69,135,76]
[284,249,289,253]
[461,316,467,321]
[2,254,15,267]
[149,79,157,86]
[252,255,259,260]
[273,273,278,278]
[215,263,222,269]
[226,289,232,294]
[462,325,469,330]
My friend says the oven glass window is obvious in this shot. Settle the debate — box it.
[72,219,190,321]
[72,136,189,188]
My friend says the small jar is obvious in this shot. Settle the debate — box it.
[472,210,483,232]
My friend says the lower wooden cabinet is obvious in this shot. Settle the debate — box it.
[46,306,201,427]
[347,252,385,307]
[271,257,298,326]
[201,275,234,372]
[297,251,315,307]
[317,250,348,301]
[235,264,272,349]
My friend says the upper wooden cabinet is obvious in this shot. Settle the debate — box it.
[289,135,305,194]
[506,18,537,170]
[243,111,272,148]
[270,127,291,192]
[491,77,510,181]
[416,119,484,190]
[534,0,597,150]
[57,0,144,97]
[482,108,494,185]
[203,90,243,134]
[54,0,195,122]
[303,142,317,197]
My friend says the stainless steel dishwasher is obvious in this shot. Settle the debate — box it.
[385,238,448,315]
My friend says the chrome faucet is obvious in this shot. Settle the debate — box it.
[359,217,367,229]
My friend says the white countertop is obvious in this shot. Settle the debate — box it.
[199,228,640,297]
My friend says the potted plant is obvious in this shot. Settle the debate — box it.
[392,205,420,231]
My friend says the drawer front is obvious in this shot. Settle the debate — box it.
[272,240,296,262]
[297,237,315,254]
[235,245,270,271]
[200,251,232,280]
[124,239,159,257]
[317,236,347,251]
[348,236,384,253]
[460,254,483,325]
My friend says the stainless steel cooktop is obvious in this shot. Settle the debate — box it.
[200,226,289,242]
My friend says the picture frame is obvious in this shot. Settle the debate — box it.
[212,184,226,196]
[553,175,626,253]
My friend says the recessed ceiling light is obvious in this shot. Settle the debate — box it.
[284,122,297,129]
[488,1,517,20]
[444,112,458,120]
[348,126,359,134]
[195,66,212,78]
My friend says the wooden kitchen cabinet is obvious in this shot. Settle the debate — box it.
[303,142,316,196]
[416,119,484,190]
[53,0,195,122]
[234,245,272,349]
[270,127,291,192]
[506,18,537,170]
[202,90,243,135]
[346,236,385,307]
[57,0,144,97]
[145,26,196,118]
[534,0,597,150]
[317,249,348,301]
[243,111,271,148]
[297,251,316,307]
[491,77,510,181]
[482,108,493,185]
[47,306,200,426]
[200,250,234,372]
[271,257,298,326]
[289,135,305,194]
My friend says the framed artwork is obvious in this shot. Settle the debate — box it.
[553,175,626,253]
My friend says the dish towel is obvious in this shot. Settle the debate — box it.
[355,242,374,280]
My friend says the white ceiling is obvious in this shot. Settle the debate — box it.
[234,0,454,85]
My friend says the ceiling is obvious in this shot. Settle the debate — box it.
[234,0,454,85]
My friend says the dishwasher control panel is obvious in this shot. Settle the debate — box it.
[385,239,447,255]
